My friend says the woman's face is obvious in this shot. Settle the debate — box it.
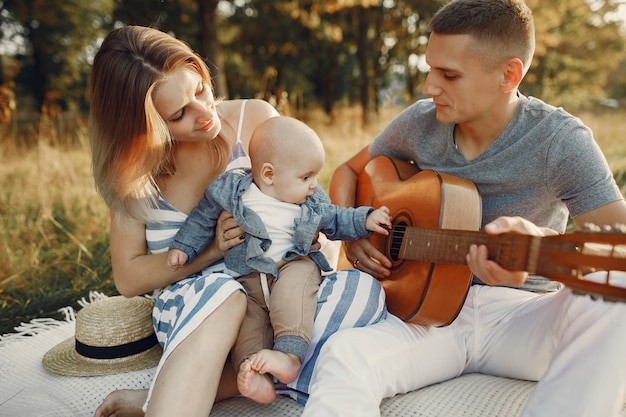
[153,69,221,143]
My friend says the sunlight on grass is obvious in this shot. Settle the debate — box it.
[304,106,404,188]
[0,131,113,333]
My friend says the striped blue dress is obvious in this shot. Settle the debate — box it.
[143,101,388,406]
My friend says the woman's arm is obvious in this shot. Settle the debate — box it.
[109,210,237,297]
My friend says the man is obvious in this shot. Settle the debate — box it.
[302,0,626,416]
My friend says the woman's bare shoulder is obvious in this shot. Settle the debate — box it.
[218,99,279,122]
[218,99,279,148]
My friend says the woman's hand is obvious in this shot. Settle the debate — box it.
[343,238,392,280]
[212,210,245,256]
[310,232,322,252]
[466,216,558,287]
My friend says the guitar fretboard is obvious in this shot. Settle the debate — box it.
[391,224,561,273]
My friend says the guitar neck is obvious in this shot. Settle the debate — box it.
[393,226,545,274]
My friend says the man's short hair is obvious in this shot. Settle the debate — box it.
[430,0,535,72]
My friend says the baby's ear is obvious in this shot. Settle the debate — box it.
[260,162,274,185]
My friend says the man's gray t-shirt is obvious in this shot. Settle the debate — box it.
[369,95,623,291]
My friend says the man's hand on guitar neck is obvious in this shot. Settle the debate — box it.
[467,216,559,287]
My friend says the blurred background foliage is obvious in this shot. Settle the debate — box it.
[0,0,625,131]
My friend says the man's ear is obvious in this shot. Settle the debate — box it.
[260,162,274,185]
[501,58,523,93]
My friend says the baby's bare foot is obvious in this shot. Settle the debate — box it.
[248,349,301,384]
[237,358,276,404]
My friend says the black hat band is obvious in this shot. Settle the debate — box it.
[75,333,158,360]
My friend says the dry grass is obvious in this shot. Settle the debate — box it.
[0,125,113,333]
[1,105,625,334]
[303,105,405,188]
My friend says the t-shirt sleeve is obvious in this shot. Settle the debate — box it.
[547,119,623,217]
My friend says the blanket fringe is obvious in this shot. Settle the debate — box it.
[0,291,110,347]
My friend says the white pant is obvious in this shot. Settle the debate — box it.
[303,284,626,417]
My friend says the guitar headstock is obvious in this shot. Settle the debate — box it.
[535,224,626,302]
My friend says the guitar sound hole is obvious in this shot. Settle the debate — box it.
[389,222,407,261]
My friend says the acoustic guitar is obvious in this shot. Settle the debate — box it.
[340,155,626,327]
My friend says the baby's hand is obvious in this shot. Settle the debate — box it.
[366,206,392,235]
[167,249,188,271]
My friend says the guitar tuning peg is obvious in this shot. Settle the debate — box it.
[582,223,601,232]
[601,225,613,232]
[614,224,626,234]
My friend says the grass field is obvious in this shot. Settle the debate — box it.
[1,105,625,335]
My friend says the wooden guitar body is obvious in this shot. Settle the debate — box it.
[355,156,482,326]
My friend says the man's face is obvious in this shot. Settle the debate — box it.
[422,33,504,126]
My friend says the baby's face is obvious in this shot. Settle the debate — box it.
[270,149,324,205]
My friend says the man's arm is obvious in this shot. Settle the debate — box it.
[328,146,393,279]
[328,146,371,208]
[572,200,626,229]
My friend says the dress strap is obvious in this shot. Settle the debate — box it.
[225,100,252,171]
[236,100,248,144]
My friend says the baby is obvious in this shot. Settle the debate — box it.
[167,116,391,403]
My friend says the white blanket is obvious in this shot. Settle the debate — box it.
[0,295,155,417]
[2,289,625,417]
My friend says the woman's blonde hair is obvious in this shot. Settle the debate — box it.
[89,26,230,221]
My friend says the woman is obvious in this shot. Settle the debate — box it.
[90,26,387,417]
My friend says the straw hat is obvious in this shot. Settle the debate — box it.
[42,296,162,377]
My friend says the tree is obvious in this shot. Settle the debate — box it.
[8,0,115,110]
[524,0,626,109]
[383,0,444,103]
[112,0,169,28]
[2,0,626,121]
[226,0,327,105]
[198,0,228,98]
